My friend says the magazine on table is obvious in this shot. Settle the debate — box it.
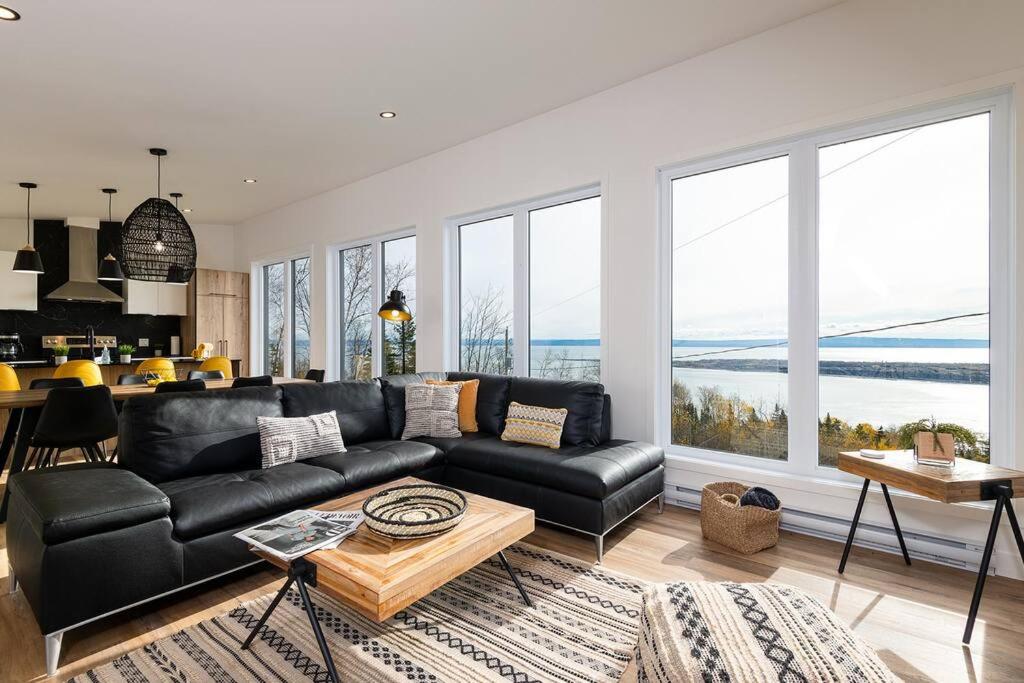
[235,509,365,562]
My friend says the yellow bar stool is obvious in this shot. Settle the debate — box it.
[199,355,233,379]
[53,360,104,387]
[135,358,177,382]
[0,363,19,392]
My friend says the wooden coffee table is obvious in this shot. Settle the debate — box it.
[241,477,535,681]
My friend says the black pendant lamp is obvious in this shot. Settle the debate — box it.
[119,148,197,284]
[97,188,124,281]
[12,182,44,274]
[378,290,412,322]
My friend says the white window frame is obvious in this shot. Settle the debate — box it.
[655,90,1013,477]
[325,227,416,381]
[250,248,313,377]
[443,184,603,379]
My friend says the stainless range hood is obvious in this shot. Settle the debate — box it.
[45,217,124,303]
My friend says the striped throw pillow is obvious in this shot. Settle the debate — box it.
[501,402,568,449]
[401,383,462,439]
[257,411,345,468]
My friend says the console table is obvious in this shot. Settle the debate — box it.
[837,450,1024,644]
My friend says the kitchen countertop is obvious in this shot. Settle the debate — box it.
[4,356,237,368]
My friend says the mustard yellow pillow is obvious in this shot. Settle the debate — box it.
[500,401,568,449]
[426,379,479,432]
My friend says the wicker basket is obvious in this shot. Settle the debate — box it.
[362,484,467,539]
[700,482,780,554]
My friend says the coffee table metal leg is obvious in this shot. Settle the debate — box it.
[293,571,341,683]
[838,478,871,574]
[497,550,532,607]
[241,576,294,650]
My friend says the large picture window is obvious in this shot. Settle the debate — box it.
[332,231,416,380]
[661,94,1009,472]
[259,255,311,378]
[451,187,601,381]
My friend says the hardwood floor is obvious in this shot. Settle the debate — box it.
[2,485,1024,681]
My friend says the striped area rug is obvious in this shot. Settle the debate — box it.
[71,543,644,682]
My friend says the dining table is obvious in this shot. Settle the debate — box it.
[0,376,313,522]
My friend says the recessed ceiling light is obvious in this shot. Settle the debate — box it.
[379,111,396,119]
[183,208,193,213]
[0,5,20,20]
[243,178,257,184]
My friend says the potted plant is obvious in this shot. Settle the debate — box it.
[911,417,956,467]
[117,343,135,364]
[52,344,69,366]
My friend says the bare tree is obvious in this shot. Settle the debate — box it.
[460,285,512,374]
[292,257,311,376]
[265,264,286,376]
[341,247,374,379]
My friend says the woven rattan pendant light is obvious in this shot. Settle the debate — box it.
[119,148,196,284]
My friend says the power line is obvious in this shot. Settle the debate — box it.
[672,311,989,360]
[533,127,922,320]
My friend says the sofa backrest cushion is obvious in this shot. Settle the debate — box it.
[508,376,605,447]
[379,372,447,438]
[445,372,513,435]
[280,381,390,444]
[119,386,283,483]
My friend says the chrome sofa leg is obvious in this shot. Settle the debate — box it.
[45,632,63,677]
[657,492,665,514]
[595,535,604,564]
[8,564,17,594]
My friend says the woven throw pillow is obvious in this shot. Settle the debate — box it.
[257,411,345,468]
[500,401,568,449]
[402,383,462,439]
[425,378,479,432]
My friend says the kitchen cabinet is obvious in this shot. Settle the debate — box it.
[183,268,249,374]
[0,251,39,311]
[123,279,188,316]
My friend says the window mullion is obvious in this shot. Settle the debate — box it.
[370,240,383,377]
[513,208,530,375]
[788,141,819,476]
[282,260,294,377]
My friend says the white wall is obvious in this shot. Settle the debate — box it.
[235,1,1024,574]
[0,218,29,252]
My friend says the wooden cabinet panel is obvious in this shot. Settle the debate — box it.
[195,294,224,348]
[185,269,250,372]
[223,296,249,374]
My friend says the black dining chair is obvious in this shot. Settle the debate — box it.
[154,379,206,394]
[187,370,225,381]
[26,385,119,468]
[304,369,326,383]
[232,375,274,388]
[116,373,149,385]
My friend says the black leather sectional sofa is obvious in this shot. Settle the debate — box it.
[6,371,664,675]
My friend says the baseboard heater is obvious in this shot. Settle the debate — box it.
[666,484,990,575]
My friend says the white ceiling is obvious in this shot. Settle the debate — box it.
[0,0,840,224]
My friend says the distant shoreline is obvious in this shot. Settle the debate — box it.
[502,337,989,349]
[672,359,989,385]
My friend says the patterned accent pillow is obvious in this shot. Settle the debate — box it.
[425,378,480,432]
[257,410,345,468]
[500,401,568,449]
[402,383,462,440]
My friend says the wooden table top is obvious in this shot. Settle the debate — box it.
[839,450,1024,503]
[255,477,535,622]
[0,376,311,409]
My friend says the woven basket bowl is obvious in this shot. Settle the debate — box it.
[362,484,467,539]
[700,481,780,554]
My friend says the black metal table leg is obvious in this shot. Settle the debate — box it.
[0,408,21,475]
[1003,497,1024,562]
[292,567,340,683]
[0,407,36,523]
[838,479,871,574]
[497,550,532,607]
[241,576,294,650]
[963,492,1006,644]
[881,483,911,566]
[240,559,339,682]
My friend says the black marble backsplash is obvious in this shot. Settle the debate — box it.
[0,220,183,360]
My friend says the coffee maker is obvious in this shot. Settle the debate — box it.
[0,333,24,362]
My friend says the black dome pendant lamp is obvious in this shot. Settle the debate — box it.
[12,182,44,274]
[119,148,196,284]
[97,188,124,281]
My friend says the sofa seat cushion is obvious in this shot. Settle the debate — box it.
[411,431,494,454]
[158,463,346,540]
[303,439,444,491]
[8,462,171,544]
[445,437,664,499]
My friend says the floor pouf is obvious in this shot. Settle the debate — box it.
[636,582,899,682]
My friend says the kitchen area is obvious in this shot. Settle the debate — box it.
[0,216,248,388]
